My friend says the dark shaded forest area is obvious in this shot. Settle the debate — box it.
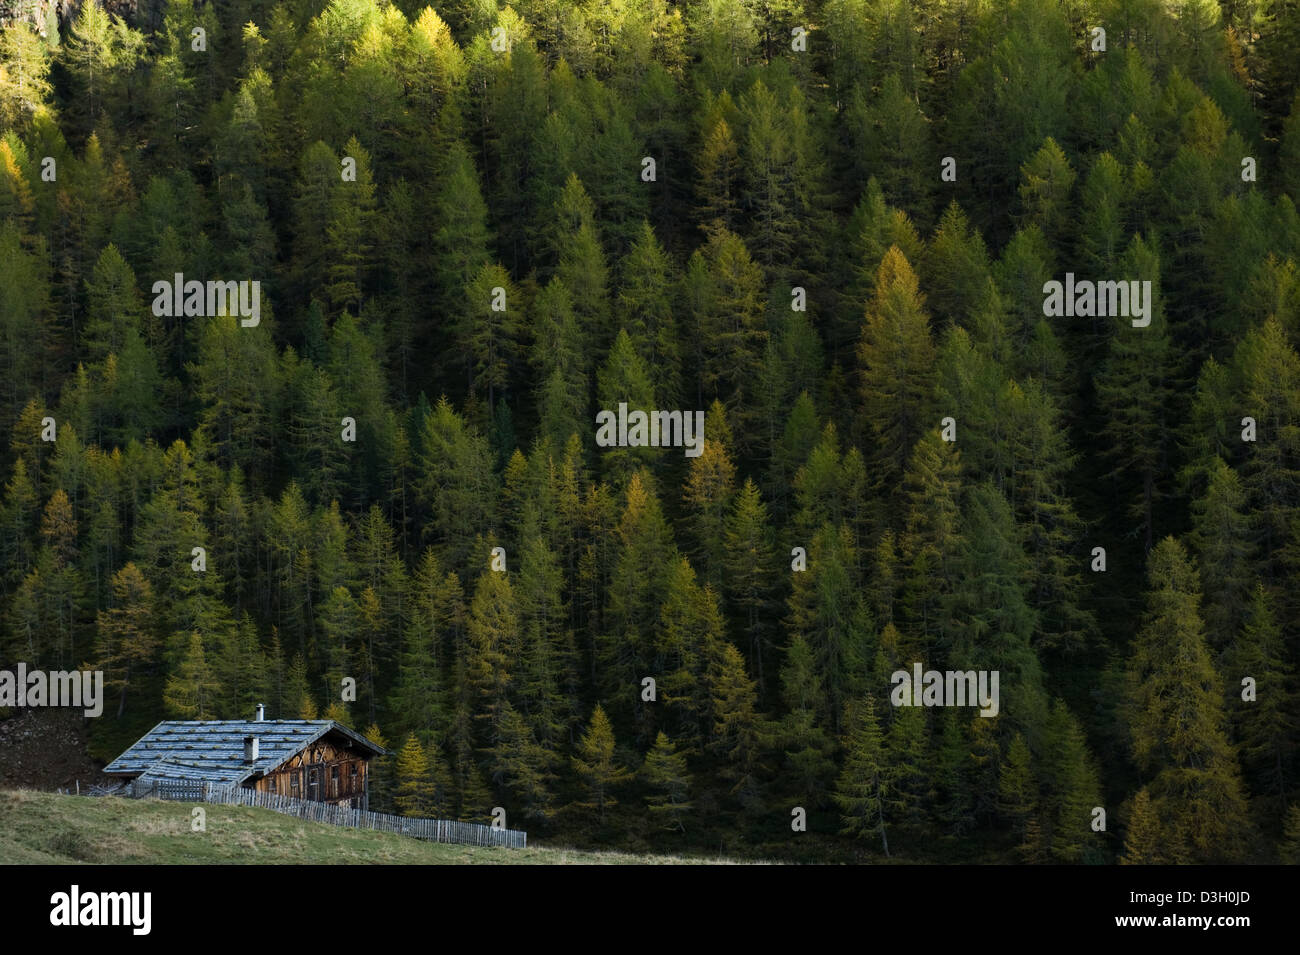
[1,0,1299,863]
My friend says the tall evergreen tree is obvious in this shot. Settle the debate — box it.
[1224,584,1296,815]
[95,562,156,719]
[572,704,631,820]
[394,732,434,816]
[859,246,935,486]
[834,696,889,856]
[642,731,693,831]
[1126,537,1253,863]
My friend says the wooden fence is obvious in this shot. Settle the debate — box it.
[124,779,526,849]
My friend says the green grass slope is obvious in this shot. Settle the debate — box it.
[0,790,755,864]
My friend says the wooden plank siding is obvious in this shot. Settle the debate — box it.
[250,739,370,808]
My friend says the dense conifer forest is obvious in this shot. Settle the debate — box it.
[1,0,1299,863]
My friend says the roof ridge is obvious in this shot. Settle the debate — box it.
[104,718,389,777]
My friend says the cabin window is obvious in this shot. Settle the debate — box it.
[268,777,276,793]
[290,774,298,792]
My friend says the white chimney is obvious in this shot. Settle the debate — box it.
[244,735,259,764]
[255,703,265,722]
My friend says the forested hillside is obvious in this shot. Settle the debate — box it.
[2,0,1299,863]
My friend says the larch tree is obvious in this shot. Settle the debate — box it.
[164,631,219,719]
[1126,537,1253,863]
[572,704,631,820]
[710,642,767,812]
[324,136,376,315]
[686,227,767,448]
[922,202,991,328]
[724,478,776,676]
[394,732,434,817]
[1223,584,1296,816]
[885,704,934,842]
[95,562,156,719]
[617,222,681,403]
[1016,137,1077,249]
[602,471,675,716]
[465,566,521,748]
[530,278,589,450]
[460,263,520,416]
[858,246,935,487]
[834,696,889,856]
[1039,700,1103,863]
[683,401,737,595]
[1093,234,1176,553]
[642,731,693,831]
[1189,457,1256,650]
[998,732,1042,862]
[775,633,837,805]
[1120,787,1164,865]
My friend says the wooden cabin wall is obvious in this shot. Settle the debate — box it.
[250,740,371,808]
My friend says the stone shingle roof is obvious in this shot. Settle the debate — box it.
[135,759,253,787]
[103,720,386,782]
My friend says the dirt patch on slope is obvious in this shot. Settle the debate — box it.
[0,708,112,792]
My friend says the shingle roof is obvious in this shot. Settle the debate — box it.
[103,720,387,780]
[135,759,252,787]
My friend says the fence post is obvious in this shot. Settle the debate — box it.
[159,777,526,850]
